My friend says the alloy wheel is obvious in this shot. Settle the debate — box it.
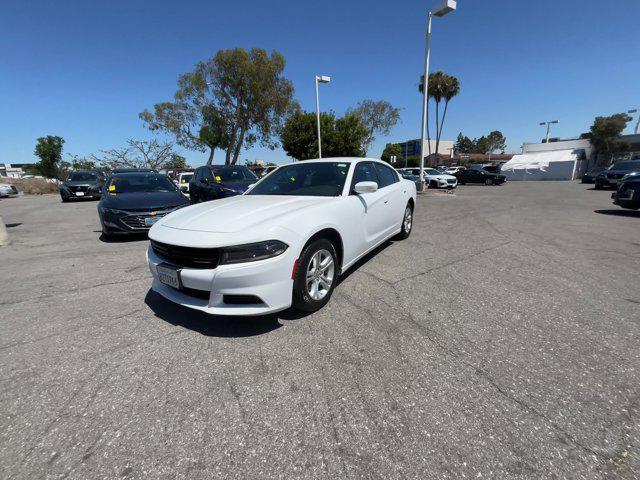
[306,249,335,301]
[403,206,413,232]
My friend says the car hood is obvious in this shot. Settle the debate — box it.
[160,195,332,233]
[101,191,188,210]
[604,169,634,175]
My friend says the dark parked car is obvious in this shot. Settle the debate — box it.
[97,172,189,237]
[595,160,640,189]
[189,165,258,204]
[581,165,606,184]
[454,167,506,185]
[59,170,106,202]
[612,176,640,210]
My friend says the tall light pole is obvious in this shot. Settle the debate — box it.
[419,0,456,191]
[315,75,331,158]
[628,109,639,135]
[539,120,559,143]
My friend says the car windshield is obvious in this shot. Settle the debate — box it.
[247,162,350,197]
[211,167,257,182]
[424,169,441,175]
[68,172,98,182]
[107,173,177,193]
[609,161,640,170]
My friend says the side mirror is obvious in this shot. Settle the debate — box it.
[354,181,378,194]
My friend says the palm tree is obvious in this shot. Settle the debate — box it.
[420,72,460,162]
[435,74,460,158]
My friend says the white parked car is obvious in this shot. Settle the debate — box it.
[176,171,194,194]
[147,158,416,315]
[399,168,457,189]
[445,166,466,175]
[0,183,19,197]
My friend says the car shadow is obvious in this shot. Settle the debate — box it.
[144,290,311,338]
[99,232,149,243]
[5,223,22,228]
[337,240,394,285]
[594,209,640,218]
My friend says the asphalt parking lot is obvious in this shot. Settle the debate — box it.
[1,182,639,479]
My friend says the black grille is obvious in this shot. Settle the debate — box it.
[151,240,220,269]
[446,178,456,184]
[223,294,263,305]
[179,286,211,299]
[69,185,89,193]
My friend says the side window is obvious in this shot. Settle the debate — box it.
[193,168,202,182]
[374,163,399,188]
[351,162,379,192]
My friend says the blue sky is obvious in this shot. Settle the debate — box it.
[1,0,638,167]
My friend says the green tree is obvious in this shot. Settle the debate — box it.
[164,153,189,170]
[454,133,474,154]
[589,113,631,162]
[141,48,295,165]
[281,111,367,160]
[485,131,507,154]
[474,136,490,154]
[381,143,402,163]
[346,100,400,153]
[34,136,65,178]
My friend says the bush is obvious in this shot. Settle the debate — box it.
[1,177,59,195]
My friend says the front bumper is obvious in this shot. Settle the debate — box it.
[99,207,182,234]
[612,186,640,210]
[147,244,296,316]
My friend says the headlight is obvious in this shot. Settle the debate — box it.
[219,240,288,265]
[101,207,122,215]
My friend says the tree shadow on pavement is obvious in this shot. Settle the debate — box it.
[144,290,310,337]
[594,209,640,218]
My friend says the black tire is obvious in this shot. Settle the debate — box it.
[484,178,493,186]
[396,202,413,240]
[61,196,69,203]
[594,182,603,190]
[292,239,338,313]
[429,180,438,189]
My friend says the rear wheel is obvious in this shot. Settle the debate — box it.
[484,178,493,186]
[594,182,603,190]
[292,239,338,313]
[396,202,413,240]
[429,180,438,189]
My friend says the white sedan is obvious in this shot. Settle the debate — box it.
[399,168,457,189]
[147,158,416,315]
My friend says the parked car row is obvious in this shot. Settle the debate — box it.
[396,165,506,188]
[580,160,640,211]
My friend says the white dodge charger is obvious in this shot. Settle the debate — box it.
[146,158,416,315]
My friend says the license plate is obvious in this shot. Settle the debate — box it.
[157,264,182,289]
[75,192,85,196]
[144,216,160,227]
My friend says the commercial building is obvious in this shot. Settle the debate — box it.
[0,163,30,178]
[397,138,454,162]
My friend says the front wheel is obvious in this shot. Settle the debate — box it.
[594,182,603,190]
[396,202,413,240]
[292,239,338,313]
[484,178,493,186]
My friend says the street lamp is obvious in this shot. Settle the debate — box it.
[419,0,456,191]
[539,120,559,143]
[628,109,639,135]
[315,75,331,158]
